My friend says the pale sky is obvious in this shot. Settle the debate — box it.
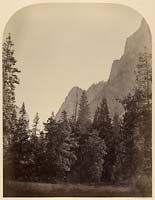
[3,3,142,127]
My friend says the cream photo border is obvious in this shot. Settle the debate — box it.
[0,0,154,200]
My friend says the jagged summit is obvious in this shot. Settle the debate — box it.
[56,19,151,120]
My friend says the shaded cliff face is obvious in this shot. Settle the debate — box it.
[56,19,151,120]
[109,19,151,96]
[56,82,105,120]
[89,19,151,118]
[56,87,83,120]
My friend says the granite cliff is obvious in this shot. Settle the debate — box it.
[56,19,151,120]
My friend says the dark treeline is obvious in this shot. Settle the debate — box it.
[3,34,152,192]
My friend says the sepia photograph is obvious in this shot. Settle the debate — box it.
[2,2,152,197]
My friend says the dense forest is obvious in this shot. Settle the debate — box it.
[3,34,152,194]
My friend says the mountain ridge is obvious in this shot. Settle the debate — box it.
[56,19,151,120]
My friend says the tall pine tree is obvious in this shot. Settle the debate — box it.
[77,90,91,131]
[79,129,107,183]
[3,33,20,146]
[29,112,41,180]
[3,33,21,180]
[43,111,77,182]
[118,50,152,188]
[10,103,30,179]
[93,98,114,182]
[111,114,122,183]
[134,50,152,181]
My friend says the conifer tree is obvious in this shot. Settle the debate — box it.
[10,103,30,179]
[44,111,77,182]
[3,33,20,146]
[3,109,18,179]
[135,50,151,108]
[93,98,112,138]
[32,112,40,136]
[29,112,41,180]
[119,94,138,181]
[77,90,91,131]
[43,113,58,181]
[119,50,152,186]
[112,114,121,136]
[67,115,80,182]
[69,115,79,136]
[93,98,114,182]
[79,130,107,183]
[111,114,122,182]
[57,111,77,180]
[134,51,152,179]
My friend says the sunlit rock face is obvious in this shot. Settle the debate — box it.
[56,19,151,120]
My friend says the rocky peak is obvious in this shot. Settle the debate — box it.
[56,19,151,120]
[108,18,151,96]
[56,87,83,120]
[87,81,106,103]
